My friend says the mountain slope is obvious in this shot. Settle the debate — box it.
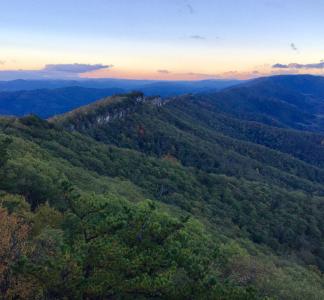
[198,75,324,132]
[1,77,324,298]
[52,92,324,271]
[2,119,323,299]
[53,92,324,188]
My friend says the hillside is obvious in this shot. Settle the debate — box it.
[199,75,324,132]
[1,77,324,299]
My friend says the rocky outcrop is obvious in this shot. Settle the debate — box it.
[62,95,164,131]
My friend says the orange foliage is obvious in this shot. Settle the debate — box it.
[0,207,38,298]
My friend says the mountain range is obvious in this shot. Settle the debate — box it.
[0,78,241,92]
[0,79,241,118]
[1,75,324,299]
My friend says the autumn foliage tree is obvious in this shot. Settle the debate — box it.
[0,206,34,298]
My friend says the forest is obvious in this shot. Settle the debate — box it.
[1,77,324,299]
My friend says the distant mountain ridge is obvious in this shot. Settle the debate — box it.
[0,87,123,118]
[0,78,241,118]
[0,78,242,92]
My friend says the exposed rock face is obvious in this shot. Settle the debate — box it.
[92,96,163,126]
[61,95,164,131]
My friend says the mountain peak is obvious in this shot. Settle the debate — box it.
[50,91,163,130]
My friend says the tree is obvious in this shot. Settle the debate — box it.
[0,207,38,298]
[0,136,12,168]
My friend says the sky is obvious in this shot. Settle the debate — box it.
[0,0,324,80]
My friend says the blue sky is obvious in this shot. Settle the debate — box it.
[0,0,324,80]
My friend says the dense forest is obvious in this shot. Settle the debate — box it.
[1,75,324,299]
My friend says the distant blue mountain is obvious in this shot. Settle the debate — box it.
[0,87,123,118]
[0,78,241,95]
[0,78,241,118]
[139,80,242,97]
[0,79,152,91]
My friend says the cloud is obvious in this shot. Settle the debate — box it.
[290,43,298,51]
[0,63,113,80]
[184,72,220,78]
[272,63,289,69]
[178,1,195,15]
[43,63,111,73]
[189,35,206,40]
[0,60,5,65]
[157,69,171,74]
[272,61,324,69]
[186,3,194,14]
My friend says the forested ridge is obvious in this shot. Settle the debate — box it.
[1,75,324,299]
